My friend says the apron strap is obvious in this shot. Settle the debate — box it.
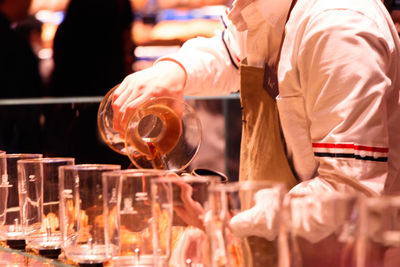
[264,0,298,99]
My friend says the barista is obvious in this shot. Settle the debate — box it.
[112,0,400,264]
[113,2,400,254]
[113,0,400,195]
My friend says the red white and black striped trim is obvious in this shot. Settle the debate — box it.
[312,143,388,162]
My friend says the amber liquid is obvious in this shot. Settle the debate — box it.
[146,142,165,169]
[126,103,182,170]
[131,141,166,169]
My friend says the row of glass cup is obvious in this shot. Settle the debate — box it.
[1,151,400,267]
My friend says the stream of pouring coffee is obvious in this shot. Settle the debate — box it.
[146,141,166,169]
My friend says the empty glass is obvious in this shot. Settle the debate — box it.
[97,86,202,171]
[208,181,286,267]
[17,157,74,258]
[0,153,43,249]
[357,195,400,267]
[103,169,178,267]
[58,164,121,265]
[280,191,361,267]
[152,175,217,267]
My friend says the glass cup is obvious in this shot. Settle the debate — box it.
[280,191,361,267]
[357,195,400,267]
[17,157,75,258]
[102,169,178,267]
[208,181,286,267]
[97,86,202,171]
[0,153,43,249]
[151,175,217,267]
[58,164,121,265]
[0,151,7,228]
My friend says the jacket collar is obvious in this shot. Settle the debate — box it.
[243,0,293,28]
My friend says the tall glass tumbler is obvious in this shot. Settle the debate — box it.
[103,169,178,267]
[17,157,74,257]
[0,153,43,249]
[0,151,7,228]
[59,164,121,265]
[280,192,361,267]
[357,195,400,267]
[208,181,286,267]
[151,175,217,267]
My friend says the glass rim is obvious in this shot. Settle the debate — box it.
[59,163,120,171]
[17,157,75,164]
[209,180,286,193]
[285,191,362,202]
[102,168,177,177]
[5,153,43,159]
[151,174,215,185]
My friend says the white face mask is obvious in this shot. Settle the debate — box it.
[227,0,255,31]
[228,0,293,31]
[228,0,294,67]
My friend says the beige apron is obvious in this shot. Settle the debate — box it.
[239,63,297,189]
[238,63,298,267]
[237,2,298,266]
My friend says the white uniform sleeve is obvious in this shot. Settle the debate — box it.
[156,11,246,96]
[289,9,394,195]
[230,7,398,244]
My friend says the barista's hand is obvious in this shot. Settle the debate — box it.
[174,180,206,230]
[112,60,186,133]
[229,188,281,241]
[170,226,209,266]
[229,183,355,245]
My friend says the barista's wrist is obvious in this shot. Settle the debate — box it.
[154,57,187,92]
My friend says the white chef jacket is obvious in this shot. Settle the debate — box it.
[161,0,400,196]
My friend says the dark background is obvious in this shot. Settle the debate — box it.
[0,97,241,181]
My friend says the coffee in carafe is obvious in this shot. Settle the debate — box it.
[98,86,202,171]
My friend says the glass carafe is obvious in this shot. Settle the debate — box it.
[97,85,202,171]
